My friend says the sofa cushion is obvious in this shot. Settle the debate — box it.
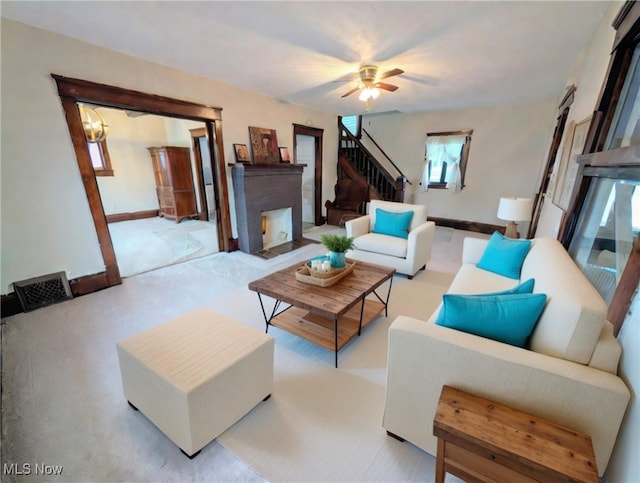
[372,209,413,239]
[477,231,532,279]
[353,232,407,258]
[482,278,535,296]
[435,293,547,347]
[521,238,607,364]
[447,264,518,295]
[368,200,427,232]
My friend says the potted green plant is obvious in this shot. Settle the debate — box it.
[320,234,355,268]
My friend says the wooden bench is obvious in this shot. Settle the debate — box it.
[433,385,598,482]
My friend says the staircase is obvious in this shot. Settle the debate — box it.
[337,117,408,203]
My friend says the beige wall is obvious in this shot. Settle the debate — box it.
[363,101,556,231]
[0,18,337,291]
[95,109,167,215]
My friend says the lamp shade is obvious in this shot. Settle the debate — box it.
[497,197,533,222]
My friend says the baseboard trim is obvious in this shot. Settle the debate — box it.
[2,271,113,317]
[69,272,110,296]
[1,292,22,317]
[428,217,504,235]
[106,209,159,224]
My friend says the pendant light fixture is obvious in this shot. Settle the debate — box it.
[79,104,109,143]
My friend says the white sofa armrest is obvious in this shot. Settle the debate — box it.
[382,316,630,476]
[406,221,436,270]
[345,215,371,239]
[462,237,489,264]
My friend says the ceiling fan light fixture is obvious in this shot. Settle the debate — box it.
[358,87,379,102]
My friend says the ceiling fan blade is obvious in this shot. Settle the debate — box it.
[332,72,360,83]
[376,82,399,92]
[341,86,361,98]
[378,68,404,80]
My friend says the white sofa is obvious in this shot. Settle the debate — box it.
[382,236,630,477]
[345,200,436,278]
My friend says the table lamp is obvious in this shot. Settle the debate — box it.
[497,197,533,238]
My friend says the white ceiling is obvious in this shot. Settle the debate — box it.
[1,1,611,116]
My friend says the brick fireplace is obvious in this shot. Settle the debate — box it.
[231,164,304,254]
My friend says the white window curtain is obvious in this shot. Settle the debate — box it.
[421,135,465,192]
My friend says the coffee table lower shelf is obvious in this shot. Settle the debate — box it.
[269,299,385,353]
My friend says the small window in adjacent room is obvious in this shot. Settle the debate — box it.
[342,115,362,138]
[88,140,114,176]
[422,130,473,190]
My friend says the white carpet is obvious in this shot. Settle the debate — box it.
[211,269,452,482]
[2,226,473,482]
[108,217,219,277]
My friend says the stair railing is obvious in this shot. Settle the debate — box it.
[338,118,407,202]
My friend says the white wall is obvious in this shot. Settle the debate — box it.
[0,18,337,292]
[362,101,556,231]
[95,109,167,215]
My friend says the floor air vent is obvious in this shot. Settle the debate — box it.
[14,271,73,312]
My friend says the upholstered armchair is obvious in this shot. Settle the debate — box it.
[345,200,436,279]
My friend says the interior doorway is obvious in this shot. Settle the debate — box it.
[297,134,316,227]
[53,74,233,289]
[293,124,324,226]
[80,105,220,277]
[190,127,217,223]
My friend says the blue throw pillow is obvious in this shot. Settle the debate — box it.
[476,231,532,279]
[372,209,413,239]
[480,278,535,296]
[434,293,547,347]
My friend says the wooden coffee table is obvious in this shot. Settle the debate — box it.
[248,260,394,367]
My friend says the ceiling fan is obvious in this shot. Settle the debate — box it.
[341,65,405,108]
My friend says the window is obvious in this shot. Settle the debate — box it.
[569,178,639,304]
[341,115,361,138]
[88,140,114,176]
[563,2,640,335]
[422,130,473,190]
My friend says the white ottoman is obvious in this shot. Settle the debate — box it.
[116,308,274,458]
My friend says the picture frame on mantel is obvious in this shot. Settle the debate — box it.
[233,143,251,164]
[279,147,291,163]
[248,126,280,163]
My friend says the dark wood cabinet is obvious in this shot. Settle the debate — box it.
[148,146,197,223]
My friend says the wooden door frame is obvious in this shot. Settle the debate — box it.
[293,124,324,226]
[528,85,575,238]
[52,74,233,288]
[189,127,209,221]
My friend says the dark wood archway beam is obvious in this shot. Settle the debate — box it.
[52,74,223,121]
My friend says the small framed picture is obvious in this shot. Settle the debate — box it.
[279,147,291,163]
[233,144,250,164]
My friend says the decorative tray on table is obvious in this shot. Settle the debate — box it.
[295,256,356,287]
